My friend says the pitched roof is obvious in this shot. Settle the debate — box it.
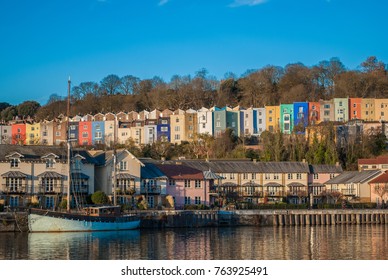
[358,156,388,165]
[309,164,343,174]
[369,172,388,184]
[324,170,382,184]
[155,164,204,180]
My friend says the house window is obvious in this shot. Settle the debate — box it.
[42,178,55,192]
[176,118,179,123]
[296,173,302,180]
[265,174,270,180]
[174,134,180,140]
[195,197,201,205]
[339,101,343,106]
[46,159,55,168]
[216,121,221,128]
[83,125,88,129]
[82,132,88,138]
[313,174,319,180]
[161,127,168,132]
[288,174,293,180]
[252,173,256,180]
[184,180,190,188]
[324,104,330,109]
[174,126,180,132]
[169,179,175,186]
[269,117,273,122]
[195,180,201,188]
[95,132,102,138]
[119,161,127,170]
[274,174,279,180]
[229,173,235,180]
[6,178,23,192]
[243,173,248,180]
[185,197,191,205]
[10,158,19,168]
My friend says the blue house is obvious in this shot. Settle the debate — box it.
[293,102,309,133]
[157,117,170,142]
[92,121,105,145]
[68,122,79,142]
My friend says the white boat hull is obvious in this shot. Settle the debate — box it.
[28,213,140,232]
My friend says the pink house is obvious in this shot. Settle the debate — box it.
[308,163,343,204]
[156,164,210,208]
[369,172,388,205]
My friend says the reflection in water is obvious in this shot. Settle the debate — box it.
[1,225,388,260]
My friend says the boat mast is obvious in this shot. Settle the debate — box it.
[66,77,71,212]
[113,151,117,206]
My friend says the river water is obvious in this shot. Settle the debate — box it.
[1,225,388,260]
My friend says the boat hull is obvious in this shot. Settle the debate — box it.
[28,212,140,232]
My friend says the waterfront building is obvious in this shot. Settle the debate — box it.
[374,99,388,122]
[140,159,167,208]
[319,100,335,122]
[256,108,266,135]
[293,102,309,133]
[93,149,142,206]
[104,118,116,147]
[212,107,226,137]
[227,107,240,136]
[348,98,362,120]
[308,102,320,125]
[265,105,280,133]
[241,107,258,136]
[25,122,41,145]
[333,98,349,122]
[0,145,95,209]
[280,104,293,134]
[157,163,209,208]
[324,170,382,203]
[361,98,375,121]
[0,124,12,144]
[368,171,388,205]
[308,163,343,204]
[68,121,79,143]
[197,107,213,136]
[40,120,54,145]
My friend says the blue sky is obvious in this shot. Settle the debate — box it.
[0,0,387,105]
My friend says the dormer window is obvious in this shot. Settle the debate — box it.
[10,158,19,168]
[120,161,127,171]
[46,158,55,168]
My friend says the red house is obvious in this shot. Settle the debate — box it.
[11,123,26,145]
[78,121,92,146]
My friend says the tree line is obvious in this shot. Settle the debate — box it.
[0,56,387,121]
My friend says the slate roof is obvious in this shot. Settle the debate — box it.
[174,159,310,174]
[358,157,388,165]
[1,171,28,178]
[155,164,204,180]
[324,170,382,184]
[37,171,64,179]
[309,164,343,174]
[0,144,97,164]
[141,163,168,180]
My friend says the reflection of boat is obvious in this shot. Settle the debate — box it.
[28,78,140,232]
[28,206,140,232]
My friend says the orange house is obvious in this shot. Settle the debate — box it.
[348,98,362,120]
[78,121,92,146]
[308,102,320,125]
[11,123,26,145]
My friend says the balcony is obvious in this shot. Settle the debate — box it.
[265,191,286,197]
[342,188,356,196]
[2,184,28,194]
[37,184,63,194]
[115,187,136,196]
[140,185,161,194]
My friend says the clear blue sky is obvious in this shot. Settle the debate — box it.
[1,0,387,106]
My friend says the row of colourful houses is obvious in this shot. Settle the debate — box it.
[2,144,388,210]
[2,97,388,147]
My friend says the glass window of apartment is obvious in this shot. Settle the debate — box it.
[284,123,290,131]
[174,126,180,132]
[339,101,343,106]
[265,173,270,180]
[284,115,290,121]
[259,119,262,124]
[202,123,206,129]
[46,159,55,168]
[324,104,330,109]
[353,103,356,108]
[313,173,319,180]
[274,174,279,180]
[161,127,168,132]
[174,134,180,140]
[269,117,273,122]
[252,173,257,180]
[288,173,293,180]
[169,179,175,186]
[195,180,201,188]
[296,173,302,180]
[195,197,201,205]
[176,118,179,123]
[229,173,235,180]
[202,115,206,121]
[184,180,190,188]
[243,173,248,180]
[119,161,127,170]
[185,197,191,205]
[216,121,221,127]
[82,132,88,138]
[10,158,19,168]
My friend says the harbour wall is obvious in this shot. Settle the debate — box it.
[3,209,388,232]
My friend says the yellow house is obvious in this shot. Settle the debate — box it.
[265,106,280,133]
[361,98,375,121]
[26,122,41,145]
[374,99,388,121]
[170,109,186,144]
